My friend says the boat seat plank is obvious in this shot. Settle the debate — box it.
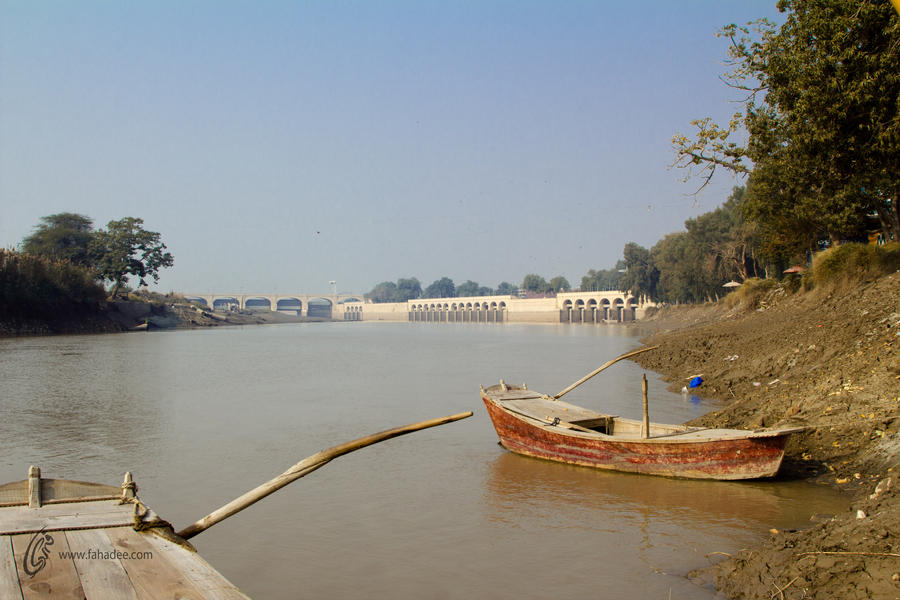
[0,501,137,535]
[0,536,23,599]
[105,527,209,600]
[64,529,139,600]
[503,399,607,423]
[141,532,250,599]
[493,390,545,400]
[11,530,85,600]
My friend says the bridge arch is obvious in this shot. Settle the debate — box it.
[613,298,625,322]
[600,298,610,320]
[306,297,333,319]
[184,296,208,307]
[276,298,302,313]
[245,297,272,311]
[213,297,239,310]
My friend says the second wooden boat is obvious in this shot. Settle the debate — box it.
[481,382,802,480]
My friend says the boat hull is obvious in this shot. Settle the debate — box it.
[482,395,791,480]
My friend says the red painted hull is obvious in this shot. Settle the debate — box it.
[482,394,792,480]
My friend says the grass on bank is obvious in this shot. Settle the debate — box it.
[723,242,900,311]
[806,242,900,289]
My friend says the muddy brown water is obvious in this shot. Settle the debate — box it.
[0,323,847,599]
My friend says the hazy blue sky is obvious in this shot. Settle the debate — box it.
[1,1,782,296]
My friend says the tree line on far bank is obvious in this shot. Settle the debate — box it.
[367,275,560,303]
[1,213,174,322]
[366,269,630,303]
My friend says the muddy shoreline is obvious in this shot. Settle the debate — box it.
[631,274,899,599]
[0,300,335,337]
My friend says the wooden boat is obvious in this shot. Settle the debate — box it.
[0,467,249,599]
[481,382,803,480]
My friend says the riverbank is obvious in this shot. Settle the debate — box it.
[632,273,899,599]
[0,298,327,337]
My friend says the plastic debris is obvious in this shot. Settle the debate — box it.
[688,376,703,388]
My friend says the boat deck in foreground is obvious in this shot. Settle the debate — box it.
[0,468,249,599]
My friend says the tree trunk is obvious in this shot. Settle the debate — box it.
[876,202,900,243]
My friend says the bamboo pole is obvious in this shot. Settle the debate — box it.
[176,411,473,540]
[552,345,659,400]
[641,373,650,439]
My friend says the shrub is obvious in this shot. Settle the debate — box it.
[0,249,106,320]
[722,277,780,310]
[806,242,900,289]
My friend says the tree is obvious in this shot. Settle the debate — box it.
[367,281,399,303]
[395,278,422,301]
[367,277,422,302]
[672,1,900,259]
[21,213,96,267]
[651,233,696,303]
[580,262,624,291]
[521,274,551,294]
[496,281,517,295]
[456,280,481,297]
[619,243,658,302]
[90,218,174,298]
[424,277,455,298]
[548,276,571,292]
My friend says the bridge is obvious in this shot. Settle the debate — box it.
[182,293,364,318]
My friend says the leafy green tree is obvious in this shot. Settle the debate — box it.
[521,274,551,294]
[580,262,625,291]
[495,281,517,295]
[90,218,174,298]
[367,281,399,303]
[395,278,422,301]
[21,213,96,267]
[548,276,571,292]
[651,233,695,303]
[424,277,455,298]
[619,243,658,302]
[456,280,482,297]
[367,277,422,302]
[672,0,900,259]
[646,188,765,303]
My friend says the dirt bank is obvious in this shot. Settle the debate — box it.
[631,274,900,599]
[0,300,331,336]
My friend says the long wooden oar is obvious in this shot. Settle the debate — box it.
[552,345,659,400]
[177,411,473,540]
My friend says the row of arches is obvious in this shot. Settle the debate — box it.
[410,301,508,323]
[344,305,363,321]
[411,301,508,311]
[561,298,638,323]
[187,296,335,318]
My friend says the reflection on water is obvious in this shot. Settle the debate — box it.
[0,324,848,599]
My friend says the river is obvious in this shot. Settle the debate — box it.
[0,322,846,599]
